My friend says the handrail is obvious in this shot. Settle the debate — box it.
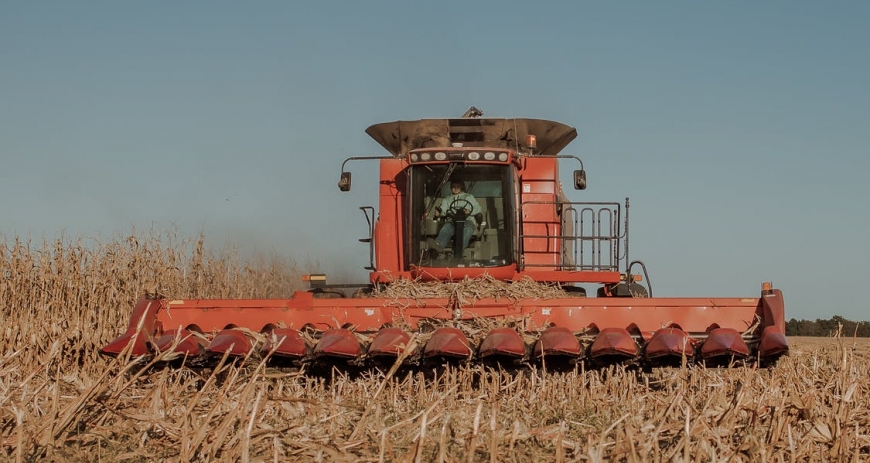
[518,200,625,272]
[359,206,375,270]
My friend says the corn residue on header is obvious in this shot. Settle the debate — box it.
[369,274,574,306]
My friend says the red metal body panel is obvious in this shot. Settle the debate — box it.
[589,327,637,359]
[313,329,361,359]
[519,158,561,270]
[261,328,307,359]
[759,325,789,357]
[373,159,408,276]
[532,327,582,358]
[368,327,411,357]
[760,290,786,332]
[423,328,471,359]
[103,289,788,364]
[156,329,207,357]
[644,328,694,360]
[107,289,783,339]
[514,270,622,284]
[700,328,749,359]
[207,329,252,357]
[101,299,162,356]
[102,292,788,366]
[479,328,526,359]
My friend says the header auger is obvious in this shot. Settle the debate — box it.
[102,109,788,371]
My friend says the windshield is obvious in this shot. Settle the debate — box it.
[409,164,515,268]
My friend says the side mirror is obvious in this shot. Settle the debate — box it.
[573,170,587,190]
[338,172,352,191]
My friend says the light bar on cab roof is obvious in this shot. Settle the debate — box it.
[407,149,512,164]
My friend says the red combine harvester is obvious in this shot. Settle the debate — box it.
[102,109,788,369]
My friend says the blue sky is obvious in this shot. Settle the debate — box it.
[1,2,868,320]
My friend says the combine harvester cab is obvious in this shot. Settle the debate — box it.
[102,109,788,370]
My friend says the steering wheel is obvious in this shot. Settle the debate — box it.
[444,198,473,220]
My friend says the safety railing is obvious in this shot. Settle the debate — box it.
[518,200,625,272]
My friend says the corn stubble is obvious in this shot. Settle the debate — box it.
[0,233,867,462]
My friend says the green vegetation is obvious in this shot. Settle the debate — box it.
[786,316,870,337]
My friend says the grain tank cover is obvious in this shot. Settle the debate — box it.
[366,118,577,157]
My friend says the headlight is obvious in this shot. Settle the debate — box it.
[468,152,480,160]
[421,152,431,161]
[483,151,496,160]
[434,152,447,161]
[410,153,419,162]
[498,152,509,162]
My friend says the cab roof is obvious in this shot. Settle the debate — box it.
[366,118,577,157]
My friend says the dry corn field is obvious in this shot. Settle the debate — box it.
[1,234,868,462]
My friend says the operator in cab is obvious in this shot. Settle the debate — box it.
[426,179,482,253]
